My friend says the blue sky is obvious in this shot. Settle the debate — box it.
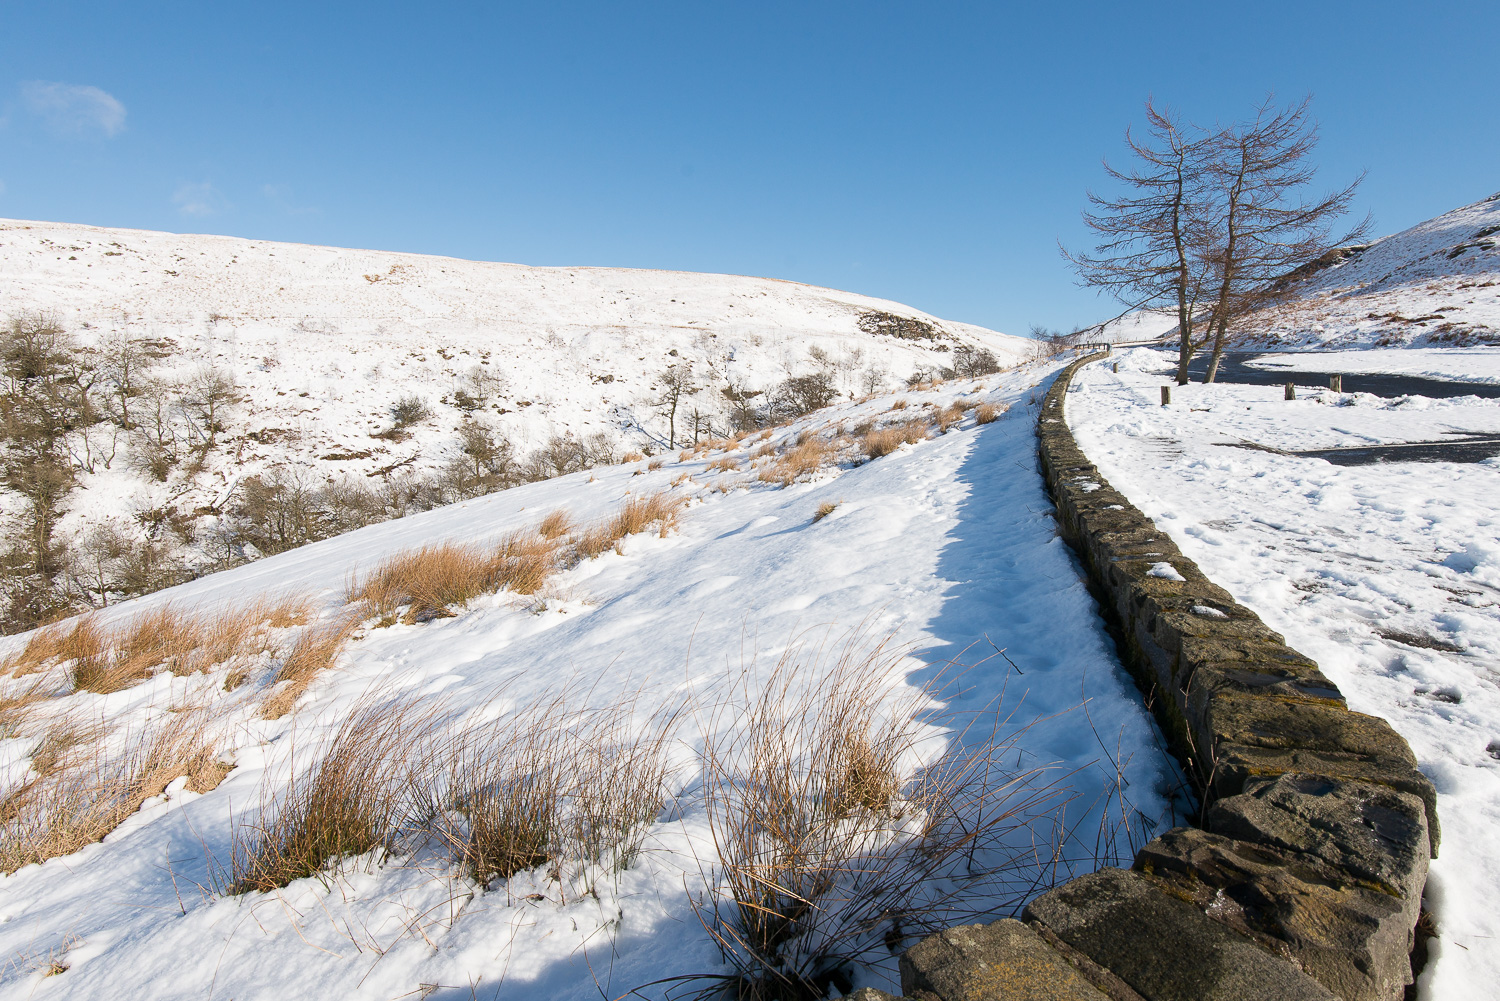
[1,1,1495,334]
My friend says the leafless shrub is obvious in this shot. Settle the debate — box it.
[861,419,930,459]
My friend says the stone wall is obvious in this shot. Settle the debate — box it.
[888,353,1438,1001]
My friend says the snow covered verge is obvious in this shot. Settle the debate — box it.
[1068,348,1500,998]
[0,218,1035,626]
[1236,192,1500,350]
[1244,347,1500,386]
[0,364,1178,1000]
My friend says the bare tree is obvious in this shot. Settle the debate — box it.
[654,363,694,448]
[1198,98,1369,382]
[178,365,238,452]
[1063,100,1221,385]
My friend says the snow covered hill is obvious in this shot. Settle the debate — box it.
[1239,191,1500,349]
[0,362,1176,999]
[0,219,1033,618]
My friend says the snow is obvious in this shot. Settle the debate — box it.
[0,217,1035,573]
[1239,192,1500,349]
[0,363,1179,999]
[1246,347,1500,385]
[1068,348,1500,998]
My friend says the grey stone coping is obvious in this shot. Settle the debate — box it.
[895,352,1437,1001]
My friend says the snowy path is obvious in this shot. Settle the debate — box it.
[0,367,1176,999]
[1068,349,1500,999]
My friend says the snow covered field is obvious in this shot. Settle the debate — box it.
[1069,347,1500,998]
[0,363,1177,999]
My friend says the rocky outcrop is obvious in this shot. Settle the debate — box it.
[897,352,1437,1001]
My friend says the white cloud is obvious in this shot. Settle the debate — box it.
[173,181,228,217]
[20,81,127,138]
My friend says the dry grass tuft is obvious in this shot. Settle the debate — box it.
[648,459,664,471]
[537,510,573,539]
[707,456,741,474]
[935,403,967,433]
[232,697,435,893]
[812,502,839,524]
[621,450,645,463]
[262,614,361,719]
[568,492,686,562]
[975,403,1002,425]
[350,531,561,624]
[430,693,677,889]
[696,630,1065,999]
[889,398,908,411]
[861,419,930,459]
[0,711,224,875]
[757,438,833,487]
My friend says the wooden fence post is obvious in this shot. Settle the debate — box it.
[1285,383,1296,401]
[1330,374,1342,392]
[1161,386,1171,406]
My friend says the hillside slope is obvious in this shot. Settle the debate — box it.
[1240,191,1500,348]
[0,364,1176,999]
[0,219,1032,619]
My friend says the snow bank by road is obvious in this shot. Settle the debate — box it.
[1068,349,1500,999]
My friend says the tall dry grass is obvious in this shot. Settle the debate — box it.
[232,687,677,896]
[695,630,1066,999]
[757,439,833,487]
[0,710,226,874]
[975,403,1003,425]
[861,419,930,459]
[349,530,562,623]
[4,600,305,697]
[568,492,685,561]
[261,613,361,719]
[231,697,437,893]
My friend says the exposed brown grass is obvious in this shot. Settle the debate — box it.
[262,613,361,719]
[537,510,573,540]
[975,403,1002,425]
[350,530,562,625]
[754,443,776,459]
[935,403,966,433]
[861,418,930,459]
[621,451,645,463]
[648,459,664,471]
[696,630,1065,999]
[568,492,686,561]
[812,502,839,524]
[8,599,308,697]
[429,692,677,889]
[232,697,436,893]
[757,438,833,487]
[707,456,740,474]
[889,399,908,411]
[0,711,224,875]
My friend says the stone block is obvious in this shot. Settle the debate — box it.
[1023,867,1336,1000]
[1208,744,1439,855]
[1205,774,1430,909]
[1136,827,1413,1001]
[899,919,1109,1001]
